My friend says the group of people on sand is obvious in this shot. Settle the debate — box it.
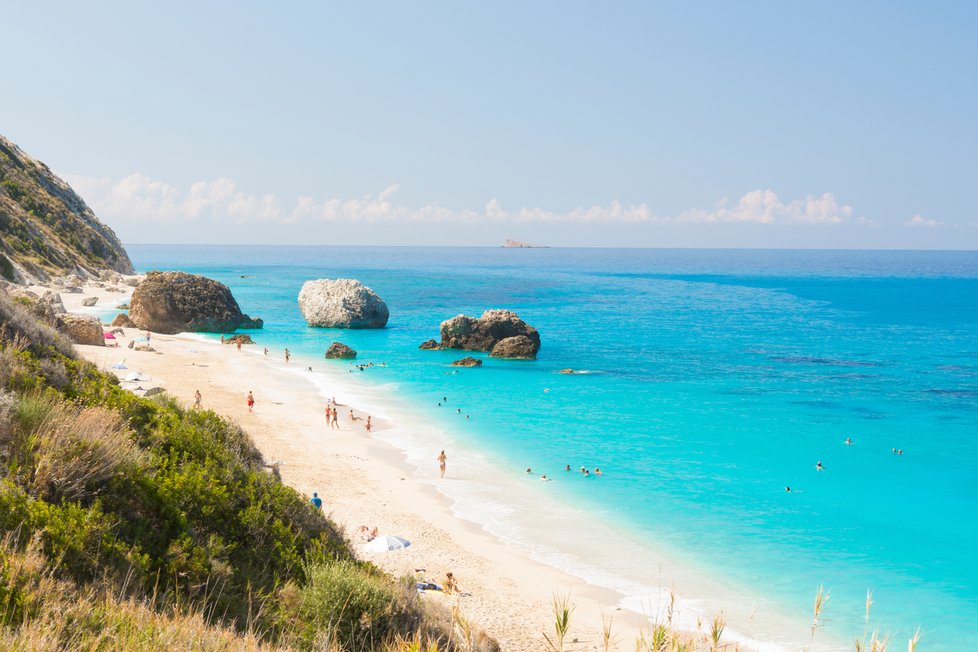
[415,569,461,595]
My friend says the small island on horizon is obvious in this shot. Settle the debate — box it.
[502,238,549,249]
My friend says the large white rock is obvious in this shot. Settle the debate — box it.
[297,278,389,328]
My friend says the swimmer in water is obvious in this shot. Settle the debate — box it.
[785,486,792,493]
[844,437,853,446]
[594,468,602,475]
[525,467,532,474]
[816,460,824,471]
[540,474,550,481]
[565,464,571,471]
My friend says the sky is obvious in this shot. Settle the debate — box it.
[1,1,976,248]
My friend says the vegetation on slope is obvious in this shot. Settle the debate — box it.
[0,289,497,651]
[0,134,133,282]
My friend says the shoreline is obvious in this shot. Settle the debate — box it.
[50,280,815,651]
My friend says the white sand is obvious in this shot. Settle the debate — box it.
[48,281,659,652]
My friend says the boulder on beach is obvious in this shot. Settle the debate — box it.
[110,313,136,328]
[81,296,98,307]
[490,335,538,359]
[325,342,357,359]
[128,271,263,334]
[452,356,483,367]
[224,334,254,345]
[298,278,389,328]
[419,339,443,350]
[58,314,104,346]
[439,310,540,358]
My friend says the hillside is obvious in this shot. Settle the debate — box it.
[0,289,497,651]
[0,134,133,284]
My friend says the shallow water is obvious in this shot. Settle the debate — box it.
[125,246,978,650]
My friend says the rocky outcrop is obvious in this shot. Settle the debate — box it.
[128,271,263,334]
[452,356,482,367]
[325,342,357,359]
[298,279,389,329]
[439,310,540,358]
[0,134,133,283]
[81,296,98,307]
[419,339,443,350]
[110,313,136,328]
[59,314,104,346]
[489,335,538,359]
[225,334,254,345]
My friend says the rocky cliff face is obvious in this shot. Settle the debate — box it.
[0,134,133,284]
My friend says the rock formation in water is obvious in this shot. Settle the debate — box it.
[451,356,482,367]
[0,134,133,283]
[225,334,254,345]
[298,278,389,328]
[128,271,263,334]
[419,339,443,350]
[439,310,540,359]
[325,342,357,359]
[489,335,538,359]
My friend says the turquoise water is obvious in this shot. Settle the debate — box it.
[127,245,978,650]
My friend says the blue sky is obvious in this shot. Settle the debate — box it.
[2,1,976,248]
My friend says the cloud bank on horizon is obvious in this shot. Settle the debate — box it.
[66,171,872,229]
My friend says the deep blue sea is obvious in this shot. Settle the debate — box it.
[126,245,978,650]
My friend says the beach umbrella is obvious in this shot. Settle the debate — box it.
[363,535,411,553]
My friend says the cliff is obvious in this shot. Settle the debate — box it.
[0,134,133,283]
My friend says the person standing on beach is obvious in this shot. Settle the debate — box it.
[285,348,290,363]
[310,492,322,510]
[365,416,372,434]
[247,391,255,413]
[193,389,202,409]
[437,450,447,478]
[325,405,332,428]
[331,407,339,429]
[220,334,225,345]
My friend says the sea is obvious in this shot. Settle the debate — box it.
[121,245,978,651]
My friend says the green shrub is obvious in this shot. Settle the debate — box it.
[295,560,416,649]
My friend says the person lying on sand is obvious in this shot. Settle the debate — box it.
[357,525,378,541]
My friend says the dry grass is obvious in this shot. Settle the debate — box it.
[4,395,144,503]
[0,537,272,651]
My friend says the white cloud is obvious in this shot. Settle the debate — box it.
[62,172,859,229]
[906,214,942,227]
[679,190,852,224]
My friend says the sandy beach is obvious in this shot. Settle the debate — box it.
[45,281,662,652]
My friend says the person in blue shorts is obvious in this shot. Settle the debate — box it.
[310,492,322,510]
